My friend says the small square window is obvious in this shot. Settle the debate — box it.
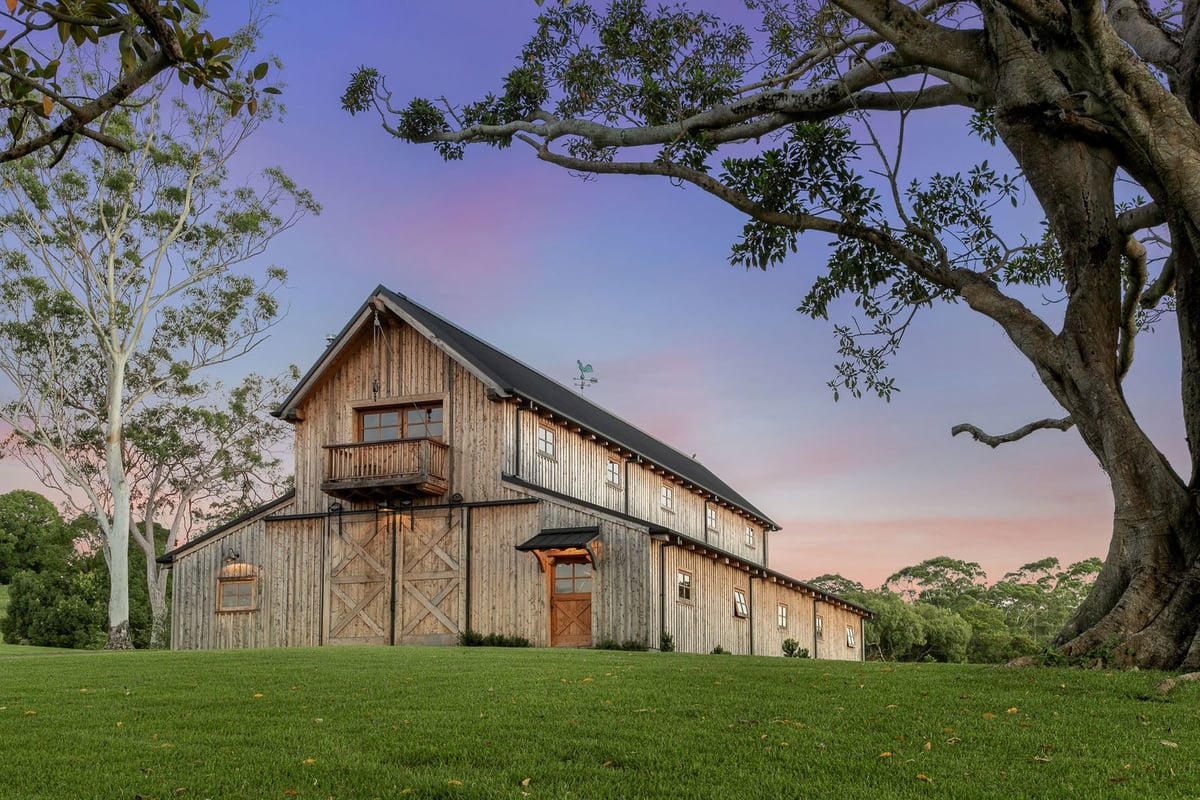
[706,506,717,530]
[218,578,256,612]
[537,425,555,458]
[677,570,692,602]
[777,603,788,628]
[745,526,755,548]
[846,626,856,648]
[606,460,621,486]
[815,614,824,638]
[660,485,674,512]
[733,588,748,618]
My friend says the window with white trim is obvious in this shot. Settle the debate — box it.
[733,588,748,618]
[606,459,621,486]
[677,570,692,601]
[777,603,788,628]
[536,425,555,458]
[745,526,755,548]
[660,485,674,512]
[846,626,856,648]
[706,506,717,530]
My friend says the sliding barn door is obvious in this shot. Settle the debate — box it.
[398,511,463,645]
[326,512,393,646]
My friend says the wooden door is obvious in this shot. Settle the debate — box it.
[550,558,592,647]
[327,513,392,645]
[398,511,463,645]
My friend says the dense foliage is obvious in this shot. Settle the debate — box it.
[0,489,73,583]
[814,555,1102,663]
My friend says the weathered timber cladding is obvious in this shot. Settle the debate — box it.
[467,502,545,644]
[167,290,870,656]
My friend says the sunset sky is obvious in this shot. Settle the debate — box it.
[2,1,1187,588]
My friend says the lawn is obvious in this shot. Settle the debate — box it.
[1,647,1196,800]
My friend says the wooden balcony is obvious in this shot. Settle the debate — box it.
[321,438,449,503]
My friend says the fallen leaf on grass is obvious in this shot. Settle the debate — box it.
[1006,707,1019,714]
[447,779,463,786]
[283,791,299,797]
[923,742,932,751]
[915,774,933,783]
[1161,740,1179,748]
[981,713,996,719]
[23,710,35,716]
[1032,756,1051,763]
[878,752,893,758]
[1109,776,1128,784]
[520,778,531,787]
[253,693,265,699]
[302,759,316,765]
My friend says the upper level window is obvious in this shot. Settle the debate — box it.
[660,485,674,512]
[606,459,621,486]
[537,425,555,458]
[745,526,755,548]
[706,506,717,530]
[815,614,824,638]
[846,626,856,648]
[677,570,692,601]
[733,588,748,618]
[777,603,788,628]
[360,403,442,442]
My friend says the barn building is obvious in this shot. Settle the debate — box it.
[161,287,869,657]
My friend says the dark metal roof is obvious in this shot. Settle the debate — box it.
[274,287,777,528]
[515,527,600,551]
[157,491,296,564]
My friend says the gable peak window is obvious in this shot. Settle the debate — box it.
[360,402,442,442]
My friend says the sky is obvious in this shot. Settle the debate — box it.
[0,1,1187,588]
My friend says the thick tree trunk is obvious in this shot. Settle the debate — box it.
[104,357,133,650]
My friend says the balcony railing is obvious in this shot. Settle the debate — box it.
[321,438,449,501]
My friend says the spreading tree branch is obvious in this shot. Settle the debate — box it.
[951,416,1075,447]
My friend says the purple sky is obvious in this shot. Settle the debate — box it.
[2,2,1186,588]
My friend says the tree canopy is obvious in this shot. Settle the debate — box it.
[0,1,276,165]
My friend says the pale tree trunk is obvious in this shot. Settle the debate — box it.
[103,357,132,650]
[144,549,169,649]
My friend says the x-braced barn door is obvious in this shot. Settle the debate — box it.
[398,511,463,645]
[550,557,593,647]
[326,511,393,646]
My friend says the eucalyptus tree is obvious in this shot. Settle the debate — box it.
[345,0,1200,669]
[0,36,316,648]
[0,1,274,165]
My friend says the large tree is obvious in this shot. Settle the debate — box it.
[0,488,73,583]
[0,31,316,648]
[346,0,1200,668]
[0,1,274,165]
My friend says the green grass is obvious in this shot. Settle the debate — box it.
[1,648,1197,799]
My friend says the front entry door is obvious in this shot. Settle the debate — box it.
[550,558,593,647]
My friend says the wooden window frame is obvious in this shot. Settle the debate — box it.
[357,400,443,443]
[777,603,788,629]
[217,577,257,613]
[733,588,748,619]
[536,424,556,459]
[606,459,621,487]
[706,506,717,531]
[660,484,674,512]
[846,626,856,648]
[676,570,692,602]
[745,525,755,548]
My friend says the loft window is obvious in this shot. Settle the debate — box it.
[360,403,442,442]
[606,459,621,486]
[777,603,788,628]
[846,626,856,648]
[706,506,717,530]
[537,425,555,458]
[733,588,748,618]
[677,570,692,602]
[745,526,755,548]
[660,485,674,512]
